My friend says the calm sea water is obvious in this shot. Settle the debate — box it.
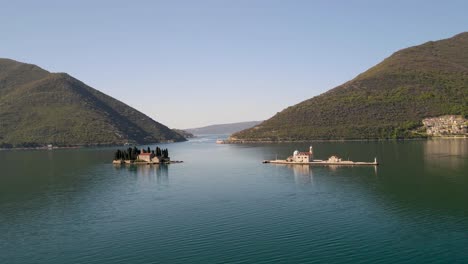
[1,137,467,263]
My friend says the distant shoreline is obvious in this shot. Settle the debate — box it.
[0,146,84,151]
[1,136,465,150]
[0,141,183,151]
[224,136,467,144]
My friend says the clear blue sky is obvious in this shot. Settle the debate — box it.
[1,0,467,128]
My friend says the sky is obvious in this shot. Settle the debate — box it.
[1,0,467,128]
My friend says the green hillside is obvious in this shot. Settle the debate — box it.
[0,59,186,147]
[231,32,468,141]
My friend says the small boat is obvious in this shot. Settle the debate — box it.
[216,139,225,144]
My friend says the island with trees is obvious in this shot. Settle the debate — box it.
[113,146,182,164]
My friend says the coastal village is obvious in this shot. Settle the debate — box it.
[112,146,182,165]
[422,115,468,137]
[263,146,378,166]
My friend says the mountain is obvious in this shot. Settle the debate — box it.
[231,32,468,141]
[172,129,195,139]
[0,58,186,147]
[185,121,262,135]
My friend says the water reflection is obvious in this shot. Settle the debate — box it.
[114,164,169,184]
[274,164,313,185]
[424,139,468,169]
[292,165,313,185]
[275,163,379,186]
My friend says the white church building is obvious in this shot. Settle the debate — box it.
[286,146,314,163]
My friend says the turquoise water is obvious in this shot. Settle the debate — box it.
[1,137,467,263]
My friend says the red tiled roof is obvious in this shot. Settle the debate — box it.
[139,153,152,156]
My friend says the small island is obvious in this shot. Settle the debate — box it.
[112,146,182,165]
[263,146,378,166]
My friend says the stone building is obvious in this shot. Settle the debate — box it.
[137,152,155,162]
[327,156,342,163]
[286,146,314,163]
[137,152,169,163]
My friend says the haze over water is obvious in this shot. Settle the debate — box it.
[1,137,467,263]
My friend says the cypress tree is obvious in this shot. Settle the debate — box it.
[161,148,169,158]
[133,147,139,159]
[127,148,132,159]
[156,147,161,156]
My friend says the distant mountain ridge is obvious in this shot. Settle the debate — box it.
[185,121,262,135]
[0,58,185,147]
[172,129,195,139]
[231,32,468,141]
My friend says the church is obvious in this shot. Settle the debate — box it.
[286,146,314,163]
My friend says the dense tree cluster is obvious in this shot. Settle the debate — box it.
[114,147,140,160]
[113,146,170,160]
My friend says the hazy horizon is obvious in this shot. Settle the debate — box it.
[183,120,262,130]
[2,0,467,128]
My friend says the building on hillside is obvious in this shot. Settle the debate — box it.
[422,115,468,136]
[286,146,314,162]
